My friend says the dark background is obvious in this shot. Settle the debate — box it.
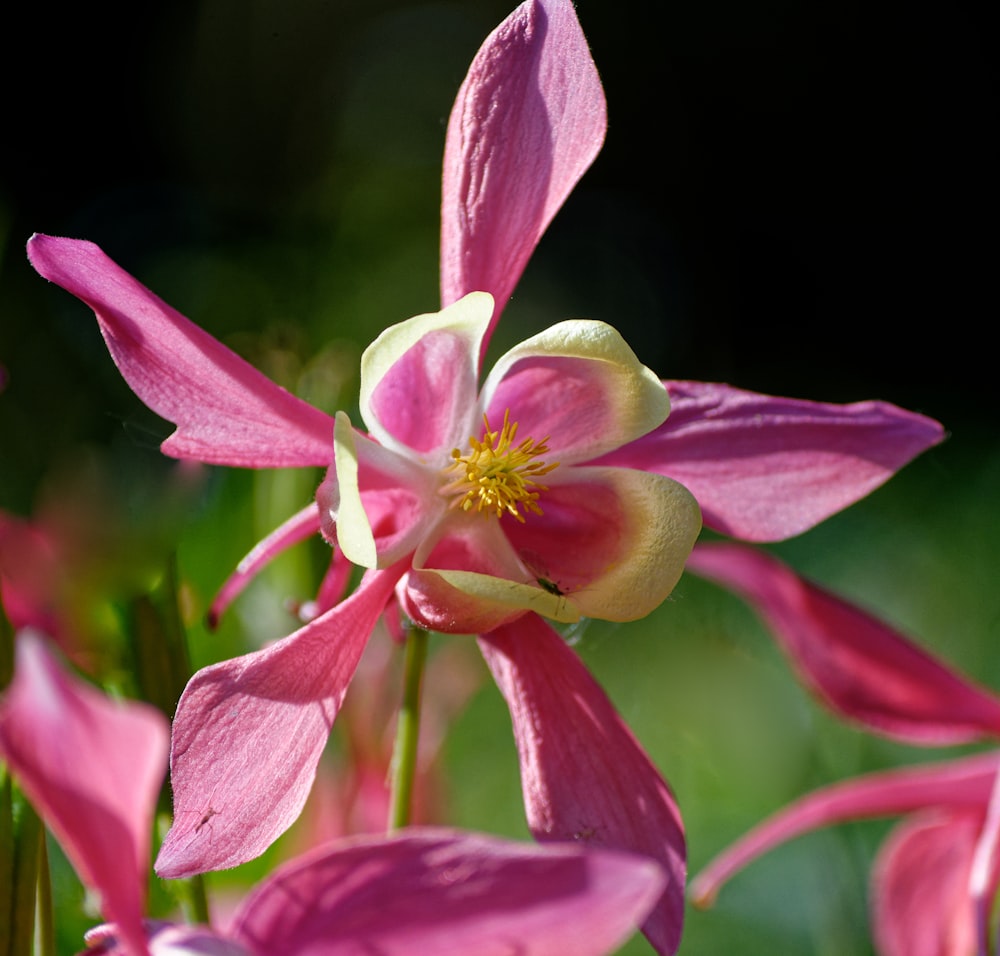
[3,2,995,497]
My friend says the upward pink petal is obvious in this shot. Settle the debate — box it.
[27,234,335,468]
[440,0,606,358]
[478,616,685,956]
[0,633,168,956]
[230,828,664,956]
[687,543,1000,744]
[596,381,945,541]
[155,566,404,878]
[689,752,1000,908]
[872,812,980,956]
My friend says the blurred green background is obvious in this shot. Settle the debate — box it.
[1,1,996,953]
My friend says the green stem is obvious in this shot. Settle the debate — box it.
[34,834,54,956]
[387,626,429,831]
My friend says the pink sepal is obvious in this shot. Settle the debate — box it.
[440,0,606,359]
[689,752,1000,908]
[229,828,664,956]
[27,234,335,468]
[596,380,945,541]
[156,566,403,878]
[207,502,322,628]
[0,633,168,956]
[688,543,1000,744]
[871,812,980,956]
[478,616,686,955]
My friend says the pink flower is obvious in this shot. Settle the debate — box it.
[0,632,168,956]
[25,1,943,953]
[0,634,667,956]
[321,290,700,632]
[687,543,1000,956]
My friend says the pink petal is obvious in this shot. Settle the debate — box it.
[595,380,945,541]
[207,502,322,628]
[360,295,487,455]
[478,616,686,956]
[155,566,404,878]
[480,320,669,464]
[687,543,1000,744]
[0,632,168,956]
[229,828,664,956]
[27,234,335,468]
[82,922,251,956]
[689,752,1000,908]
[872,811,980,956]
[440,0,607,358]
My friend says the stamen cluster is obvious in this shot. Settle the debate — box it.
[441,410,559,522]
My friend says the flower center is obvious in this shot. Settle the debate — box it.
[440,410,558,523]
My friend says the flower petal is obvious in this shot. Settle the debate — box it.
[404,517,571,633]
[83,922,252,956]
[478,617,686,956]
[481,320,669,464]
[504,468,701,622]
[440,0,606,357]
[229,828,664,956]
[872,811,979,956]
[687,543,1000,744]
[0,632,167,956]
[596,380,945,541]
[359,293,490,455]
[155,566,404,878]
[322,413,439,569]
[27,234,335,468]
[689,752,1000,908]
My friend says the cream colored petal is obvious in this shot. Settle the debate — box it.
[360,292,494,456]
[332,411,377,568]
[480,320,670,464]
[567,468,702,622]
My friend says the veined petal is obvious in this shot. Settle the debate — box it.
[27,235,335,468]
[504,468,701,622]
[479,617,686,956]
[323,413,440,569]
[0,633,167,956]
[441,0,606,359]
[689,752,1000,908]
[481,321,669,464]
[155,566,404,878]
[208,502,322,629]
[360,293,490,455]
[230,828,663,956]
[596,380,945,541]
[687,543,1000,744]
[872,812,979,956]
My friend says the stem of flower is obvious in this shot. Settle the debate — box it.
[387,626,429,831]
[35,832,55,956]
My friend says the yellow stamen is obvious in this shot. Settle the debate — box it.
[440,410,559,522]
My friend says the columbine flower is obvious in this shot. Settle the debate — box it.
[687,543,1000,956]
[322,290,700,633]
[25,1,944,953]
[0,634,666,956]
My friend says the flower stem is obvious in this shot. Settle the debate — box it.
[388,626,429,831]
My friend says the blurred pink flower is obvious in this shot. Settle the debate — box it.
[0,631,168,956]
[0,633,666,956]
[25,1,943,953]
[688,543,1000,956]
